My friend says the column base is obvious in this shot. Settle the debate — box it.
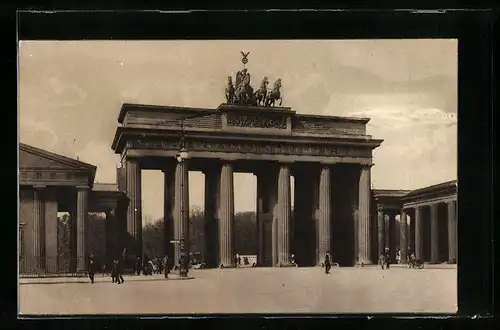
[356,261,374,267]
[277,262,298,268]
[428,260,441,265]
[219,263,236,269]
[447,259,457,264]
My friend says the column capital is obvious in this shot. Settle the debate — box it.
[319,163,332,171]
[377,204,384,212]
[278,161,294,167]
[125,155,140,161]
[429,203,439,209]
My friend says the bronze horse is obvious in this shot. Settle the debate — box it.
[265,78,283,107]
[225,76,235,104]
[254,77,269,106]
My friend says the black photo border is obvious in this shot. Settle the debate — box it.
[3,4,497,329]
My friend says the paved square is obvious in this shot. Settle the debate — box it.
[19,266,457,315]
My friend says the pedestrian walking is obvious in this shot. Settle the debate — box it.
[116,257,125,284]
[163,255,169,279]
[111,259,118,283]
[379,253,386,270]
[324,252,332,274]
[135,257,141,275]
[88,254,96,284]
[385,250,391,269]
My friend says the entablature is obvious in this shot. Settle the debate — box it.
[402,181,457,206]
[90,191,129,213]
[112,126,382,156]
[403,195,457,209]
[19,169,91,187]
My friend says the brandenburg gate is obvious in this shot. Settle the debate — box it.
[111,57,383,267]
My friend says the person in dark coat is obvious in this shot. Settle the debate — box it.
[163,256,169,279]
[111,260,118,283]
[135,257,141,275]
[324,252,332,274]
[88,254,96,284]
[379,253,386,269]
[384,250,391,269]
[116,257,125,284]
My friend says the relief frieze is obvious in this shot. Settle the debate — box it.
[131,137,370,158]
[227,113,287,129]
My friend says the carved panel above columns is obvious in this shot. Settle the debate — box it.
[226,112,287,129]
[128,137,372,159]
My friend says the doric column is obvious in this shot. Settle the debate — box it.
[163,164,176,262]
[204,167,220,268]
[447,201,457,263]
[276,164,292,266]
[377,205,384,257]
[430,203,439,264]
[173,160,189,266]
[33,187,46,272]
[400,210,408,264]
[76,186,89,272]
[44,188,58,274]
[383,213,390,252]
[414,206,424,260]
[125,158,142,256]
[218,163,234,267]
[317,166,331,265]
[357,165,372,264]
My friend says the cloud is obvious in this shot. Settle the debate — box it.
[347,106,457,190]
[20,76,88,109]
[19,118,59,149]
[285,73,331,114]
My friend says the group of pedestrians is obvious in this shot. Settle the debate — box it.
[87,253,125,284]
[133,255,172,278]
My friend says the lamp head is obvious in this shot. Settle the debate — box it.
[176,147,189,163]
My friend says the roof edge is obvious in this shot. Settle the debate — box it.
[19,143,97,171]
[118,103,217,124]
[295,113,371,123]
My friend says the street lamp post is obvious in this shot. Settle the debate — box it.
[173,114,209,277]
[176,118,190,277]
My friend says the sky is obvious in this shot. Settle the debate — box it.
[18,40,457,222]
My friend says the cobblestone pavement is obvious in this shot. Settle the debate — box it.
[19,266,457,315]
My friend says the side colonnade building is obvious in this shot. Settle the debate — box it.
[373,180,458,265]
[18,143,129,275]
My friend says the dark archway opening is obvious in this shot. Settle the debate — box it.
[331,165,358,267]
